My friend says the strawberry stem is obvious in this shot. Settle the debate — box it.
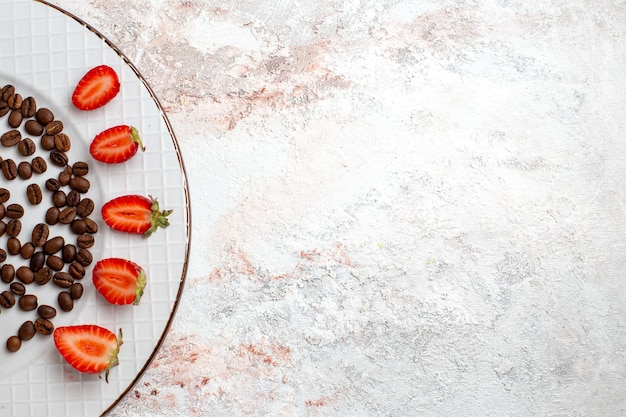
[145,196,173,237]
[130,126,146,152]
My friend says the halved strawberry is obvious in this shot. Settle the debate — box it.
[90,125,145,163]
[101,194,172,236]
[72,65,120,110]
[53,325,123,382]
[93,258,147,305]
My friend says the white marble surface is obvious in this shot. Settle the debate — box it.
[49,0,626,415]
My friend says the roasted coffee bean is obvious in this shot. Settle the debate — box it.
[18,294,37,311]
[7,237,20,256]
[8,109,22,128]
[34,317,54,335]
[24,119,43,136]
[49,149,68,167]
[0,188,9,203]
[34,266,52,285]
[43,236,64,255]
[46,255,64,271]
[0,290,15,308]
[20,96,36,117]
[58,170,70,186]
[0,248,5,263]
[31,156,47,174]
[0,205,4,220]
[68,261,85,280]
[84,218,98,233]
[37,304,56,319]
[41,134,55,150]
[6,204,23,219]
[53,272,73,288]
[45,120,63,135]
[58,207,76,224]
[18,320,35,341]
[0,101,7,117]
[45,178,60,192]
[77,234,95,249]
[58,291,73,312]
[1,159,17,180]
[32,223,49,246]
[17,161,32,180]
[17,138,36,156]
[7,93,22,110]
[0,221,5,238]
[6,219,21,237]
[35,107,54,125]
[10,282,25,296]
[54,133,71,152]
[0,130,20,147]
[69,282,83,300]
[20,242,35,259]
[27,183,43,205]
[62,244,76,263]
[16,266,34,284]
[30,251,45,272]
[6,336,21,352]
[52,190,66,207]
[70,219,87,234]
[75,249,92,266]
[72,161,89,176]
[69,176,90,193]
[76,198,94,217]
[66,190,80,207]
[0,85,15,102]
[1,264,14,283]
[45,207,60,225]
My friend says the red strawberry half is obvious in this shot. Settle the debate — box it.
[101,194,172,236]
[72,65,120,110]
[93,258,147,305]
[53,325,123,382]
[90,125,145,164]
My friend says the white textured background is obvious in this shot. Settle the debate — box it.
[50,0,626,415]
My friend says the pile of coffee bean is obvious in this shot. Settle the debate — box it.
[0,84,98,353]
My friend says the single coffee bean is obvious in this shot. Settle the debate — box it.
[72,161,89,176]
[49,149,68,167]
[31,223,49,246]
[70,219,87,235]
[16,266,34,284]
[0,205,4,219]
[31,156,47,174]
[6,204,23,219]
[0,248,5,263]
[69,176,90,193]
[24,119,43,136]
[84,218,98,233]
[75,249,92,266]
[7,237,20,256]
[66,190,80,207]
[0,290,16,308]
[58,207,76,224]
[76,198,95,217]
[45,120,63,135]
[6,335,21,352]
[45,207,60,225]
[0,101,7,117]
[62,244,76,263]
[69,282,83,300]
[0,221,5,238]
[43,236,64,255]
[0,85,15,102]
[59,165,72,184]
[17,138,36,156]
[68,261,85,280]
[19,242,35,259]
[0,130,21,147]
[37,304,56,319]
[1,264,14,283]
[18,320,35,341]
[17,161,32,180]
[6,219,21,237]
[34,317,54,335]
[1,159,17,180]
[58,291,73,312]
[30,251,45,272]
[9,282,25,296]
[46,255,64,271]
[35,107,54,125]
[20,96,36,117]
[8,109,22,128]
[7,93,22,110]
[77,234,95,249]
[18,294,37,311]
[52,190,66,207]
[26,183,43,205]
[34,266,52,285]
[0,188,9,203]
[54,133,71,152]
[45,178,60,192]
[41,134,55,150]
[53,272,73,288]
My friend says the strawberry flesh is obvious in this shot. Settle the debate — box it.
[101,194,172,236]
[72,65,120,111]
[93,258,147,305]
[90,125,145,164]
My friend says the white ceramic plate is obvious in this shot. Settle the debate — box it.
[0,1,190,416]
